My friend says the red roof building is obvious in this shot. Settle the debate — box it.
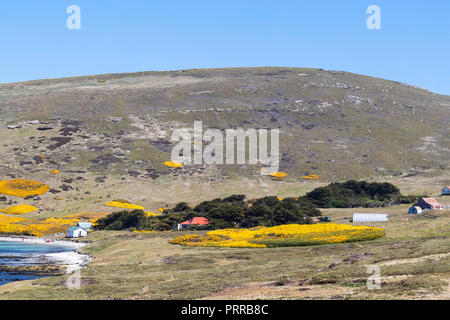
[180,217,209,226]
[414,197,442,210]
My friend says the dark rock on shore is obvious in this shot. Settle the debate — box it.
[0,264,65,276]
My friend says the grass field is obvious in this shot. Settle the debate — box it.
[0,182,448,300]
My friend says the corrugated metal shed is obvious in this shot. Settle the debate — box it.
[353,213,388,222]
[77,222,93,230]
[408,206,422,214]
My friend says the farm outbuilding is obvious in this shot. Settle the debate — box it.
[414,198,442,210]
[66,226,88,238]
[176,217,209,231]
[77,222,93,230]
[408,206,422,214]
[353,213,388,223]
[442,186,450,196]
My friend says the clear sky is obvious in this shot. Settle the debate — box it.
[1,0,449,95]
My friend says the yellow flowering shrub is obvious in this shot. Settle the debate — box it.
[170,224,385,248]
[0,214,80,237]
[0,215,28,234]
[0,214,26,224]
[302,174,320,180]
[105,201,145,210]
[41,217,79,225]
[170,234,229,246]
[0,205,38,215]
[0,179,50,198]
[50,169,60,174]
[27,218,79,237]
[269,172,287,180]
[169,234,204,245]
[146,212,160,217]
[164,161,183,168]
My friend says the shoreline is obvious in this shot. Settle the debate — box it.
[0,236,92,274]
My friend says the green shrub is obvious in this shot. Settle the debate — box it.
[302,180,402,208]
[95,210,149,230]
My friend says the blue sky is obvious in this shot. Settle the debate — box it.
[0,1,449,95]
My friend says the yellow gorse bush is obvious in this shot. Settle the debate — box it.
[41,217,79,225]
[0,215,80,237]
[0,205,38,215]
[0,179,50,198]
[0,215,28,235]
[0,214,26,224]
[269,172,288,180]
[302,174,320,180]
[105,201,145,210]
[170,223,385,248]
[164,161,183,168]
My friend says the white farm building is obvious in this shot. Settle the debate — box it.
[353,213,388,223]
[66,226,88,238]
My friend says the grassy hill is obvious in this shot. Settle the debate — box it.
[0,67,449,216]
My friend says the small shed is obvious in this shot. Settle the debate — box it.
[353,213,388,223]
[414,198,442,210]
[77,222,93,230]
[408,206,422,214]
[66,226,87,238]
[176,217,209,231]
[442,186,450,196]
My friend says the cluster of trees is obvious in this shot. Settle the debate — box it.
[302,180,407,208]
[94,210,151,231]
[95,180,415,231]
[182,194,321,229]
[95,194,321,231]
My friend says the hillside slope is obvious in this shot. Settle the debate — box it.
[1,67,448,179]
[0,68,448,214]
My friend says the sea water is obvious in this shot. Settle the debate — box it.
[0,241,70,285]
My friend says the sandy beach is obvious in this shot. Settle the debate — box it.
[0,236,91,273]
